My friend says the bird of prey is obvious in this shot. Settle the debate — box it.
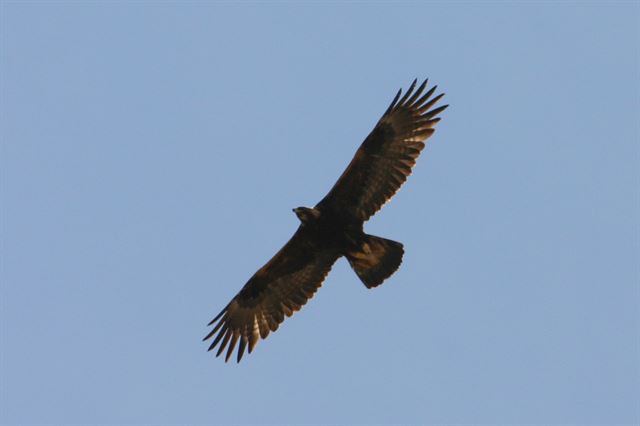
[204,78,448,362]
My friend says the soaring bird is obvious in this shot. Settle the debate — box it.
[204,79,448,362]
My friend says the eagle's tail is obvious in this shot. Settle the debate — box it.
[346,234,404,289]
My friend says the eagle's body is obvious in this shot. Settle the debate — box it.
[205,79,448,362]
[292,207,362,253]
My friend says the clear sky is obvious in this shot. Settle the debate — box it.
[1,2,639,425]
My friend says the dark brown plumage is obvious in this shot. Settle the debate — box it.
[204,79,448,362]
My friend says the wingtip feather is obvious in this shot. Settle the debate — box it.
[398,79,418,105]
[207,305,228,326]
[225,333,239,362]
[383,88,402,116]
[237,336,248,363]
[215,329,232,357]
[406,79,428,106]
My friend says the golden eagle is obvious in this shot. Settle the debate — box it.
[204,79,448,362]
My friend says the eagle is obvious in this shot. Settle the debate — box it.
[204,79,448,362]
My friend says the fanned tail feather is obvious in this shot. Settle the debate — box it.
[346,234,404,288]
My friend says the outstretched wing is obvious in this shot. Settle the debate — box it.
[316,79,448,222]
[204,227,340,363]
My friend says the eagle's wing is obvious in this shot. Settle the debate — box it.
[316,79,448,222]
[204,227,340,362]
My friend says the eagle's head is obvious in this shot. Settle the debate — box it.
[293,207,321,224]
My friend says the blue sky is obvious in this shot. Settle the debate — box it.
[1,2,638,424]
